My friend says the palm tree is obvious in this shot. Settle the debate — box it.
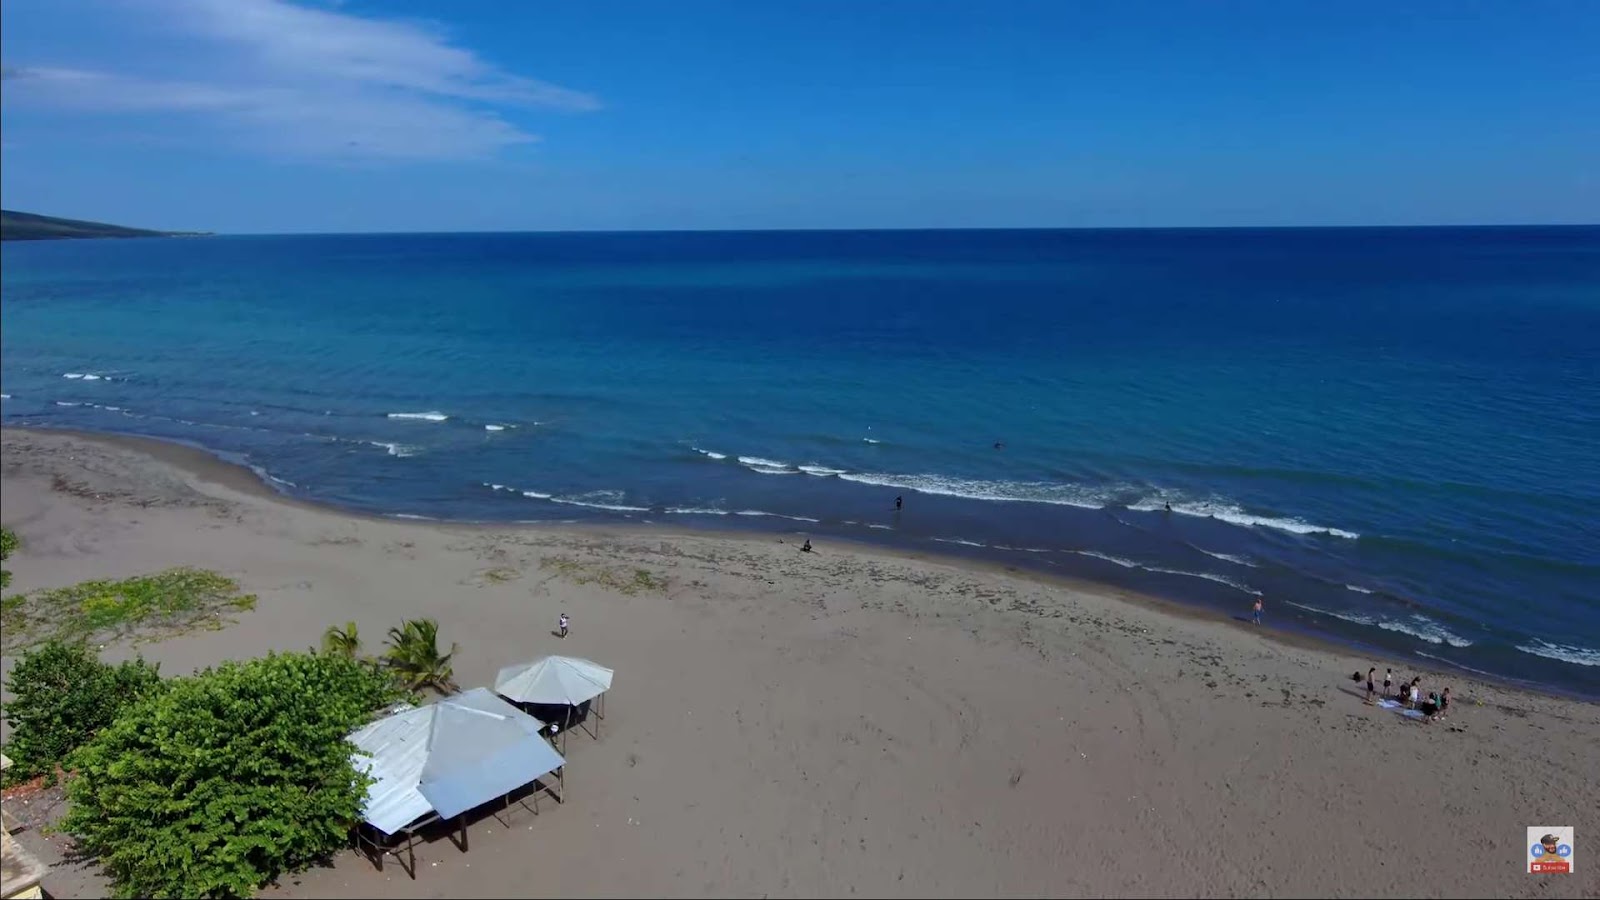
[383,618,458,695]
[321,621,361,659]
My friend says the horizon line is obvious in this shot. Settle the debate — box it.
[208,222,1600,238]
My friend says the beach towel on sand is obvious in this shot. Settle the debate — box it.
[1400,709,1426,719]
[1377,699,1401,709]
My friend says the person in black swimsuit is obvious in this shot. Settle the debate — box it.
[1365,667,1377,704]
[895,496,903,512]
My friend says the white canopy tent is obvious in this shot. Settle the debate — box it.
[494,656,614,747]
[348,687,566,876]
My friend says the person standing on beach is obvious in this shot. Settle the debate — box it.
[1383,668,1393,699]
[558,612,570,639]
[1252,596,1263,626]
[1366,667,1377,704]
[895,496,903,512]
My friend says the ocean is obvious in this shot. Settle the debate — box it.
[2,227,1597,695]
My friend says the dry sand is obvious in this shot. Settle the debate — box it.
[1,427,1596,898]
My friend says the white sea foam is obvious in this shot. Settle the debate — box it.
[550,500,650,513]
[735,510,821,523]
[368,441,416,458]
[839,472,1110,508]
[993,545,1052,553]
[866,523,893,530]
[1069,549,1256,592]
[1129,498,1358,539]
[798,465,847,477]
[63,373,85,379]
[1143,566,1259,595]
[666,507,730,516]
[1376,615,1474,648]
[932,537,986,548]
[862,438,880,444]
[0,394,10,399]
[692,447,728,460]
[1070,550,1141,568]
[1345,584,1375,594]
[484,424,507,432]
[1198,548,1257,567]
[391,513,433,520]
[737,455,788,469]
[387,411,449,422]
[55,401,82,407]
[1285,601,1378,627]
[522,491,553,500]
[748,464,798,475]
[1413,651,1502,679]
[1515,640,1600,667]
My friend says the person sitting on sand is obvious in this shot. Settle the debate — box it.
[1420,692,1441,717]
[801,539,812,553]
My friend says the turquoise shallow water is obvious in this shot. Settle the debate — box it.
[3,227,1597,694]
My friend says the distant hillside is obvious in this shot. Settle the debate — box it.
[0,209,209,241]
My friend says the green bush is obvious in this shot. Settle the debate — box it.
[1,641,163,783]
[1,525,17,589]
[62,651,400,899]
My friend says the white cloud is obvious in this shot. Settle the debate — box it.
[1,0,597,161]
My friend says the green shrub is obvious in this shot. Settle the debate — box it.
[1,525,17,589]
[1,641,163,784]
[62,651,400,899]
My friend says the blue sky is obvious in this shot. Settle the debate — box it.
[2,0,1596,232]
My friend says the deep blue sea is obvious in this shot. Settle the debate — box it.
[3,228,1597,694]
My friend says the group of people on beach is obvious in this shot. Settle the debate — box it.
[1362,666,1452,721]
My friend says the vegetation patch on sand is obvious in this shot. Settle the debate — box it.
[1,525,17,588]
[540,556,665,595]
[0,567,257,651]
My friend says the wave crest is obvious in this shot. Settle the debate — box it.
[1516,640,1600,667]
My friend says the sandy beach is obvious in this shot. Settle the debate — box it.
[2,426,1595,898]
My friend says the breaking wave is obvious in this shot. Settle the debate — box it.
[1515,640,1600,667]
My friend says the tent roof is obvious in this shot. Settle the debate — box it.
[349,688,563,834]
[494,656,614,706]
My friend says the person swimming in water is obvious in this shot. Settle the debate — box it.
[895,496,903,511]
[993,441,1004,450]
[1164,501,1172,513]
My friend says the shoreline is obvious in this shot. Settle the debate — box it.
[8,424,1591,703]
[4,425,1598,898]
